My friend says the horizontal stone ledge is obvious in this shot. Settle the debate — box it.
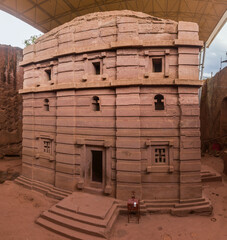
[19,79,203,94]
[174,39,203,47]
[20,39,201,66]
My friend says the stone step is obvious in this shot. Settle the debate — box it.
[144,199,178,204]
[39,211,107,238]
[147,207,171,214]
[36,217,105,240]
[145,202,175,208]
[56,202,116,220]
[201,170,222,182]
[202,175,222,182]
[14,177,32,189]
[201,172,216,177]
[53,187,72,195]
[16,176,53,192]
[46,191,66,200]
[174,201,208,209]
[47,187,70,200]
[83,187,104,196]
[51,203,118,228]
[171,203,212,216]
[15,175,31,184]
[33,184,52,195]
[179,197,206,204]
[15,176,71,200]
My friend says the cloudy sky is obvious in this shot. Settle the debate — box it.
[0,10,226,78]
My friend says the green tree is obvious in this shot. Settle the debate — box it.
[24,34,41,47]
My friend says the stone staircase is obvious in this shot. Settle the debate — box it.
[201,171,222,182]
[118,197,212,217]
[144,200,177,214]
[171,198,212,216]
[36,192,119,240]
[15,175,72,200]
[15,176,212,238]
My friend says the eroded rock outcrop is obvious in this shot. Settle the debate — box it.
[200,66,227,152]
[0,45,23,157]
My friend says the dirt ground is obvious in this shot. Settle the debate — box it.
[0,155,226,240]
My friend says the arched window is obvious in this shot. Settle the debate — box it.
[92,96,100,111]
[154,94,164,110]
[44,99,50,111]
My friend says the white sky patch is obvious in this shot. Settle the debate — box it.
[203,23,227,78]
[0,10,42,48]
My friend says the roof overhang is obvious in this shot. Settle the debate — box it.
[206,10,227,47]
[0,0,227,44]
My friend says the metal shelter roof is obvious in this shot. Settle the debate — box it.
[0,0,226,45]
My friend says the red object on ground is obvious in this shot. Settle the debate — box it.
[212,143,221,151]
[127,198,140,223]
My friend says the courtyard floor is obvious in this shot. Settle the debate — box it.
[0,155,226,240]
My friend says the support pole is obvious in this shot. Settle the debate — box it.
[200,42,207,80]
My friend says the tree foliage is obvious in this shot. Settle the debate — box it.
[24,35,41,47]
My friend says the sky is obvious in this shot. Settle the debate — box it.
[0,9,226,78]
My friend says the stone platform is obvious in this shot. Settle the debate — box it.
[36,192,119,240]
[15,175,72,200]
[15,177,212,239]
[201,164,222,182]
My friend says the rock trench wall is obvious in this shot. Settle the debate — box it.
[0,45,23,158]
[200,66,227,151]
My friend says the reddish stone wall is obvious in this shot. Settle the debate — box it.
[20,10,203,201]
[200,67,227,151]
[0,45,23,158]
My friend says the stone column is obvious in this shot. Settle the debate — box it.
[178,86,202,200]
[55,90,78,191]
[116,86,142,200]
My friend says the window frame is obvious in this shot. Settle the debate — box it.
[146,140,174,173]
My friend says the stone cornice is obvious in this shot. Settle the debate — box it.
[20,39,203,67]
[19,78,204,94]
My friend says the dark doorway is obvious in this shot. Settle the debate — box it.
[92,150,103,182]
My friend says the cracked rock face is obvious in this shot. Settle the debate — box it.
[0,45,23,157]
[200,67,227,151]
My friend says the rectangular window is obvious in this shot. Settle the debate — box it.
[43,140,51,153]
[45,69,51,80]
[146,141,174,173]
[92,62,101,75]
[155,148,166,163]
[152,58,162,72]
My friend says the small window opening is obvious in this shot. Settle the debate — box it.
[152,58,162,72]
[154,94,164,110]
[92,96,100,111]
[92,62,101,75]
[44,99,50,111]
[45,69,51,80]
[43,140,51,153]
[92,150,103,182]
[155,148,166,163]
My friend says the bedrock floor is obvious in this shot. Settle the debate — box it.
[0,155,226,240]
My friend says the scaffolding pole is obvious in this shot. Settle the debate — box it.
[200,42,207,80]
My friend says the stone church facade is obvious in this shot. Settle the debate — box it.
[19,11,209,207]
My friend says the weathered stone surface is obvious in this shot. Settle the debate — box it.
[200,67,227,152]
[19,10,207,209]
[0,45,23,157]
